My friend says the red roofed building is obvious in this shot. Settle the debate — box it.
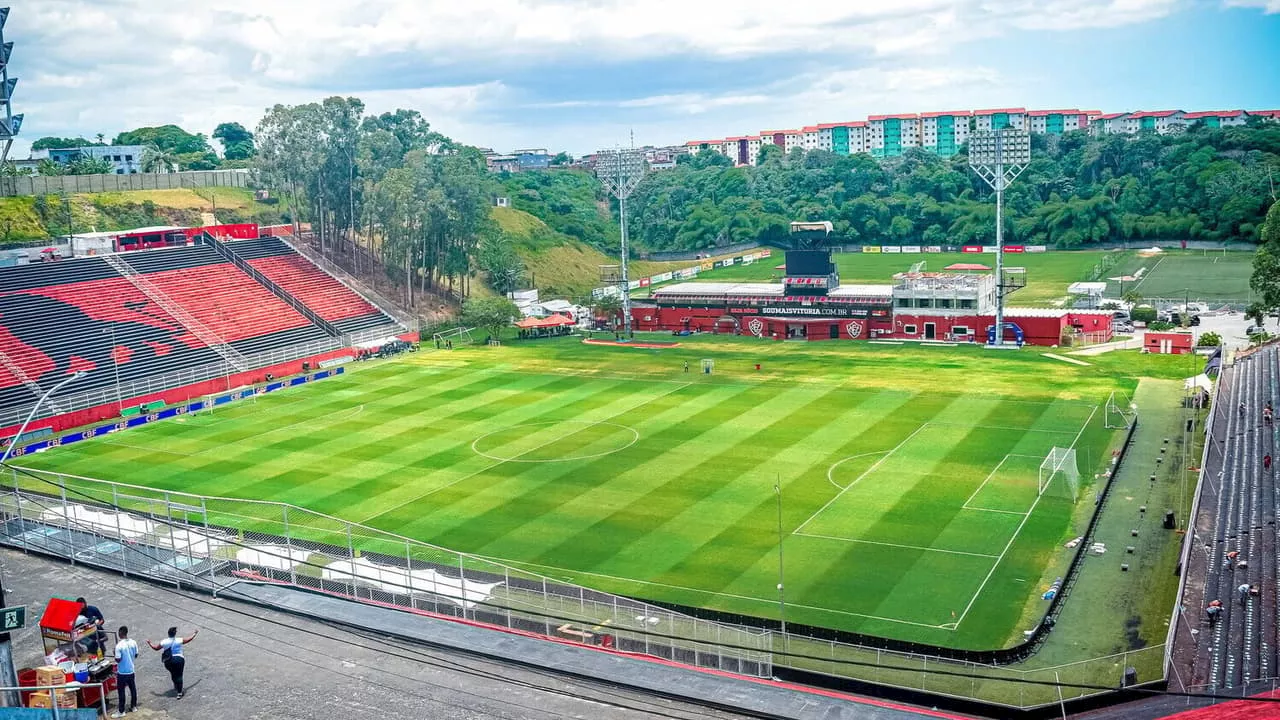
[919,111,972,157]
[867,114,921,158]
[973,108,1027,132]
[1123,109,1186,134]
[1090,112,1130,135]
[1182,110,1250,128]
[1026,109,1091,134]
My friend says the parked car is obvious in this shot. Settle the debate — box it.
[1247,325,1267,336]
[1114,322,1135,334]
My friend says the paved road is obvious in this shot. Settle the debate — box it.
[0,549,753,720]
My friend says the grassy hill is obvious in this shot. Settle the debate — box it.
[0,187,287,245]
[492,206,733,300]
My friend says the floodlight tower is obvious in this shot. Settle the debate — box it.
[594,148,648,339]
[967,128,1030,347]
[0,8,21,166]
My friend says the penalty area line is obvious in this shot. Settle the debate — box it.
[794,424,929,535]
[792,532,1000,559]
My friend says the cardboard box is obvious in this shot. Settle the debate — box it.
[28,690,78,708]
[34,665,66,687]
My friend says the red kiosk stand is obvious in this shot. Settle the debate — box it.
[17,598,117,710]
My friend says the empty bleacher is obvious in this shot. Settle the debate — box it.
[1182,345,1280,691]
[121,245,329,353]
[226,237,397,334]
[0,255,224,424]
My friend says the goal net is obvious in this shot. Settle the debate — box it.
[432,326,475,347]
[1039,447,1081,502]
[1105,391,1136,429]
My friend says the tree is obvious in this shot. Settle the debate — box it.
[1251,200,1280,311]
[477,232,525,294]
[35,159,67,176]
[461,296,519,340]
[213,122,256,160]
[551,152,572,166]
[31,136,101,150]
[116,125,216,169]
[67,156,114,175]
[142,146,178,173]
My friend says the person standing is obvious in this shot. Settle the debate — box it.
[147,627,198,699]
[111,626,139,717]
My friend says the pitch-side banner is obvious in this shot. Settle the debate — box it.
[902,246,921,253]
[962,245,983,253]
[924,245,943,253]
[881,246,901,253]
[652,271,673,283]
[862,246,882,253]
[759,249,772,257]
[1004,245,1025,253]
[1026,245,1048,253]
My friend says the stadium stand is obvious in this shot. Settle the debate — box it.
[226,237,397,334]
[0,241,401,431]
[1180,345,1279,692]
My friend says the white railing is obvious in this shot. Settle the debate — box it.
[101,253,250,372]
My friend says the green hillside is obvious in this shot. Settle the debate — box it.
[0,187,287,245]
[492,206,733,300]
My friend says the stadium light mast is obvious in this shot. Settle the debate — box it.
[594,147,648,339]
[0,8,21,167]
[967,128,1030,348]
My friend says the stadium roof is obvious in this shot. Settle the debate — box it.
[829,284,894,297]
[655,282,785,297]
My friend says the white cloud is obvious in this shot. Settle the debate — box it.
[1223,0,1280,12]
[4,0,1190,156]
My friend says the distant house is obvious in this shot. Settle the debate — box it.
[512,148,551,171]
[36,144,148,174]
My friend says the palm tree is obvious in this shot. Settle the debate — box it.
[142,146,178,173]
[94,133,106,146]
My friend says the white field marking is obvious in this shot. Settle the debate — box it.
[825,451,890,491]
[925,421,1084,435]
[952,404,1100,629]
[358,383,691,524]
[1041,353,1091,367]
[792,531,1000,559]
[793,423,930,535]
[471,421,640,463]
[961,454,1013,510]
[1128,255,1164,293]
[480,556,955,629]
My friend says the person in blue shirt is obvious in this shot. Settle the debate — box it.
[111,626,139,717]
[147,627,198,699]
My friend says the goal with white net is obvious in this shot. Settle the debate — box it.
[1105,391,1136,429]
[1039,447,1081,502]
[432,326,475,347]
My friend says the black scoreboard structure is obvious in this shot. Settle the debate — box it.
[783,249,839,296]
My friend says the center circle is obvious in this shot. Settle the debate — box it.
[471,420,640,463]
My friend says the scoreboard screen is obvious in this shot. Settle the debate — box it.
[785,250,833,276]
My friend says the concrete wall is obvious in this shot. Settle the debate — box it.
[0,170,249,197]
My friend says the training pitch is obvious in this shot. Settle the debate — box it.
[1105,250,1253,301]
[19,338,1138,650]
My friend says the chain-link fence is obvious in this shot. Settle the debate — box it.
[1,467,1176,710]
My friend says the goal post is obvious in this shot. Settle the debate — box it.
[1039,447,1081,502]
[432,326,475,347]
[1105,391,1136,429]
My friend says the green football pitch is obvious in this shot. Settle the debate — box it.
[17,337,1143,650]
[1104,250,1254,301]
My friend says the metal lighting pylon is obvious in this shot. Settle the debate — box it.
[968,128,1030,347]
[595,148,647,339]
[0,8,21,166]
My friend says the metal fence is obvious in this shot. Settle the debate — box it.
[0,171,249,197]
[0,466,1176,710]
[0,468,773,679]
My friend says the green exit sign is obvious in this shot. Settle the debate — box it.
[0,606,26,631]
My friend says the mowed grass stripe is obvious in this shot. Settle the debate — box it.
[437,381,810,558]
[468,382,756,559]
[639,389,928,597]
[520,383,847,572]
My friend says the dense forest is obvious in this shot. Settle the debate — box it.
[622,123,1280,252]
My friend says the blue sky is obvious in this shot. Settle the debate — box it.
[6,0,1280,158]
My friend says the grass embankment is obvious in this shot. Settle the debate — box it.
[0,188,287,245]
[492,206,736,299]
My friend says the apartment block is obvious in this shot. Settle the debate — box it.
[867,114,920,157]
[919,111,971,157]
[973,108,1027,132]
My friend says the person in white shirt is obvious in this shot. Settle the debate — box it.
[147,627,197,699]
[111,626,139,717]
